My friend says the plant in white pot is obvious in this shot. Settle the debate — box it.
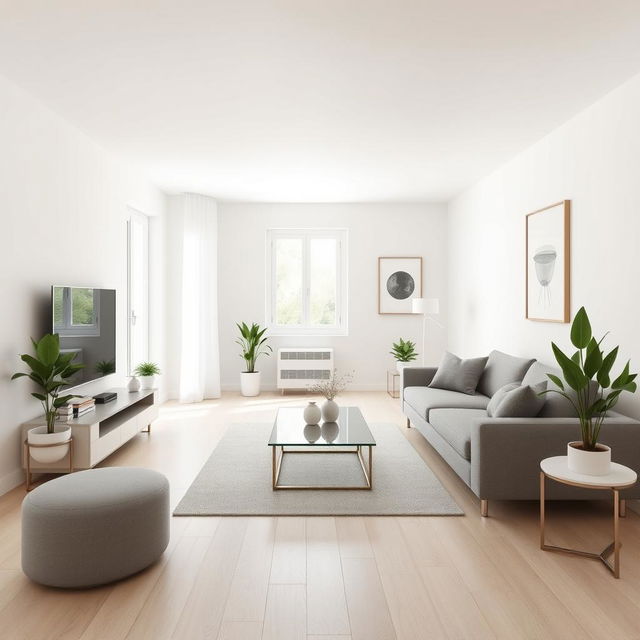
[308,369,354,422]
[545,307,637,476]
[236,322,272,397]
[12,334,84,464]
[390,338,418,373]
[133,362,161,390]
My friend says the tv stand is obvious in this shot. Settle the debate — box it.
[21,389,158,474]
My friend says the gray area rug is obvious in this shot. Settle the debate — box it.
[174,423,463,516]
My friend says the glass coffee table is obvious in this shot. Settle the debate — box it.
[269,406,376,490]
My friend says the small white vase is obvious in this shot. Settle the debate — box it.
[396,361,409,374]
[128,376,141,392]
[240,371,261,397]
[567,441,611,476]
[27,425,72,464]
[321,399,340,422]
[303,401,321,425]
[139,374,155,390]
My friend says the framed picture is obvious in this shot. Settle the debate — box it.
[526,200,570,322]
[378,256,422,314]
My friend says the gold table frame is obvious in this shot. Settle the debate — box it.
[271,445,373,490]
[24,437,74,492]
[540,470,635,578]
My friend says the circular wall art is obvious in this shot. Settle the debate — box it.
[386,271,415,300]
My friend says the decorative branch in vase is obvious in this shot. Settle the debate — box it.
[308,369,354,422]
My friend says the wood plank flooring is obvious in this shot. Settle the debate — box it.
[1,391,639,639]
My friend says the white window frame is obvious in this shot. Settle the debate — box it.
[53,286,101,337]
[266,228,348,336]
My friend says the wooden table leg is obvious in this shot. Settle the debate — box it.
[540,471,545,549]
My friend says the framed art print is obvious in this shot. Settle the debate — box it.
[526,200,570,323]
[378,256,422,314]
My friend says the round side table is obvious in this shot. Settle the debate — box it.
[540,456,637,578]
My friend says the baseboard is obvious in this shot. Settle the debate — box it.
[629,499,640,515]
[0,467,24,497]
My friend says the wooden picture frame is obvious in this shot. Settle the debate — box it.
[526,200,570,323]
[378,256,423,315]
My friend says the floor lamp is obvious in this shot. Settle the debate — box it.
[411,298,440,365]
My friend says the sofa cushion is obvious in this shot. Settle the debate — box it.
[487,381,547,418]
[521,362,579,417]
[429,408,487,461]
[477,350,536,398]
[429,351,489,395]
[404,386,489,421]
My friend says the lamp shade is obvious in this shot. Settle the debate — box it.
[412,297,439,315]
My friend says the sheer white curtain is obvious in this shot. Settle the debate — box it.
[177,193,221,402]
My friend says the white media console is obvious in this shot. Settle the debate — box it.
[21,388,158,474]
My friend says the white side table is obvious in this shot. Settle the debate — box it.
[540,456,637,578]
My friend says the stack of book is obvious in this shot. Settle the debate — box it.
[68,396,96,418]
[56,405,74,421]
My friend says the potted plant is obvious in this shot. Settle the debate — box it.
[133,362,161,390]
[390,338,418,373]
[95,359,116,376]
[308,369,354,421]
[12,334,84,464]
[545,306,637,475]
[236,322,272,397]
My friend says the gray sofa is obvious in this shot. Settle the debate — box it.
[402,350,640,516]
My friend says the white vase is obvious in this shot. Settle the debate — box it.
[127,376,141,392]
[240,371,261,397]
[321,399,340,422]
[567,441,611,476]
[27,425,72,464]
[139,374,155,390]
[396,362,409,374]
[303,401,321,425]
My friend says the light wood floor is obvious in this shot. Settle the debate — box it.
[1,391,640,640]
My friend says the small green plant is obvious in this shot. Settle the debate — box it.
[545,306,637,450]
[95,359,116,375]
[134,362,161,377]
[236,322,272,372]
[390,338,418,363]
[11,334,84,434]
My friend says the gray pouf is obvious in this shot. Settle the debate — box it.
[22,467,170,588]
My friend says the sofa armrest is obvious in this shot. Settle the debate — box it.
[470,415,640,499]
[401,367,438,411]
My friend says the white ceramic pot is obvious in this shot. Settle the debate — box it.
[240,371,261,397]
[303,423,321,443]
[139,375,155,390]
[303,401,321,425]
[396,361,410,374]
[27,425,72,464]
[321,399,340,422]
[128,376,141,392]
[567,441,611,476]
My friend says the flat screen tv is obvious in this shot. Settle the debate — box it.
[52,286,116,388]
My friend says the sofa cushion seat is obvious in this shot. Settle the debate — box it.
[404,386,489,421]
[429,408,487,461]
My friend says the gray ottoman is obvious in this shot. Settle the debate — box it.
[22,467,170,588]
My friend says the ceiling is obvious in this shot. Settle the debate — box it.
[2,1,640,202]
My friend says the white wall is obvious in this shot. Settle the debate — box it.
[217,203,448,391]
[0,74,166,493]
[448,72,640,419]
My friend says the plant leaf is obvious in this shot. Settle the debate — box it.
[552,343,588,391]
[546,374,565,390]
[570,307,592,349]
[612,361,631,389]
[36,333,60,367]
[584,338,603,378]
[597,346,618,389]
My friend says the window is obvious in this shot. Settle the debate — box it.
[267,229,348,335]
[53,286,100,336]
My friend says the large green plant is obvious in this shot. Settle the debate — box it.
[390,338,418,363]
[546,307,637,450]
[236,322,272,373]
[11,334,84,433]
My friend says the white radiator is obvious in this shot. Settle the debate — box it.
[277,348,334,392]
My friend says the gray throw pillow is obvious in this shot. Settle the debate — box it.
[429,351,489,395]
[487,381,548,418]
